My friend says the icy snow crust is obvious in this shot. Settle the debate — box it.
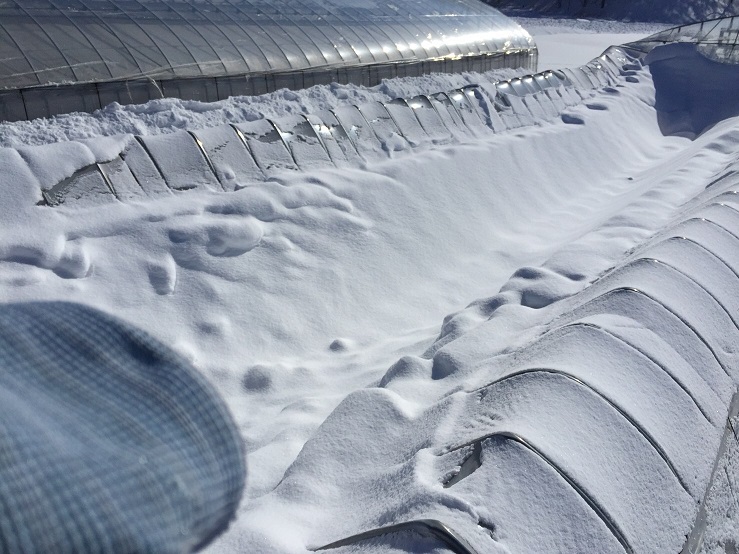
[1,38,739,553]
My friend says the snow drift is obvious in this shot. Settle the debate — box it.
[237,155,739,553]
[0,54,620,209]
[647,42,739,138]
[1,18,739,554]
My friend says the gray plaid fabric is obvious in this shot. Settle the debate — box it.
[0,302,245,553]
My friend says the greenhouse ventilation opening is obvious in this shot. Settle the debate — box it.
[0,0,537,122]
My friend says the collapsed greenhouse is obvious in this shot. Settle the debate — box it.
[0,0,536,122]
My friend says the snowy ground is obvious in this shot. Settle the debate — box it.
[1,14,738,554]
[510,17,667,68]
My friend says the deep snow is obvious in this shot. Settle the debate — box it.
[510,17,667,69]
[1,14,738,554]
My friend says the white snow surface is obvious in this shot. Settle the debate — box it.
[1,19,739,554]
[511,17,668,69]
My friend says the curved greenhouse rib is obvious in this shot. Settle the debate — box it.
[626,15,739,63]
[684,196,739,226]
[708,194,739,213]
[187,131,224,191]
[573,243,736,316]
[133,136,170,191]
[570,287,732,379]
[539,322,715,425]
[630,216,739,267]
[267,118,300,168]
[96,162,120,201]
[299,114,332,163]
[630,257,739,332]
[643,217,732,248]
[9,2,84,84]
[637,213,739,271]
[40,164,116,207]
[313,519,480,554]
[227,124,265,179]
[462,368,690,494]
[445,431,633,554]
[646,236,739,283]
[703,203,739,235]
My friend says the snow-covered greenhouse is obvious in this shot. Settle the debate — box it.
[0,0,536,121]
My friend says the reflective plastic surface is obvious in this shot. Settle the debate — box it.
[0,0,537,121]
[627,16,739,64]
[0,0,535,90]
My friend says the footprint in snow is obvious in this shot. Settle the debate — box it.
[53,241,91,279]
[502,266,584,310]
[242,365,273,392]
[0,238,91,279]
[168,216,263,258]
[561,113,585,125]
[147,255,177,295]
[205,219,263,257]
[329,337,355,352]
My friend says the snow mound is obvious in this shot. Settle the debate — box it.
[197,46,739,553]
[243,122,739,554]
